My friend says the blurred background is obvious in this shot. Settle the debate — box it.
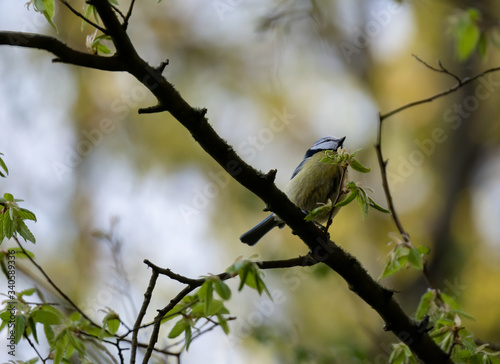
[1,0,500,362]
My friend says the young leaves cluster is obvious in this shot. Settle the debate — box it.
[0,288,96,363]
[164,258,272,351]
[164,277,232,350]
[321,148,371,174]
[27,0,57,30]
[226,257,272,299]
[379,238,430,280]
[449,7,500,60]
[86,31,113,55]
[305,148,390,221]
[390,290,500,363]
[0,193,37,244]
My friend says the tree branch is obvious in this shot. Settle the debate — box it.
[14,237,102,330]
[123,0,137,30]
[0,31,127,71]
[139,255,318,362]
[375,114,410,242]
[380,58,500,121]
[412,54,462,84]
[130,268,159,364]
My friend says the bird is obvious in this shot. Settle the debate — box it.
[240,136,347,246]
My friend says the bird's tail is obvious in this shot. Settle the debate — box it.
[240,214,283,246]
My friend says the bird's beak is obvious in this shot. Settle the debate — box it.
[338,136,346,149]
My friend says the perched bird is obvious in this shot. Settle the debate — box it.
[240,136,347,246]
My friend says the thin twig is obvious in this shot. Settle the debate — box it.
[375,114,410,241]
[140,254,317,362]
[412,54,462,84]
[25,334,47,363]
[380,63,500,121]
[123,0,137,30]
[142,285,197,364]
[130,268,159,364]
[111,4,126,21]
[14,237,102,329]
[58,0,108,34]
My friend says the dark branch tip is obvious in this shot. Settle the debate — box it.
[138,104,168,114]
[265,169,277,182]
[197,108,208,117]
[155,59,169,75]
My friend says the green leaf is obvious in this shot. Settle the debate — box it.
[355,188,369,218]
[350,148,362,158]
[440,292,461,311]
[8,247,35,259]
[466,8,480,21]
[237,263,251,292]
[334,188,358,207]
[107,317,120,335]
[37,0,58,31]
[28,316,39,344]
[82,4,100,30]
[379,245,410,280]
[3,213,15,239]
[407,247,424,270]
[214,280,231,300]
[304,201,332,222]
[368,197,391,214]
[19,288,37,299]
[458,23,480,60]
[0,154,8,177]
[0,214,5,243]
[67,332,86,356]
[416,290,436,320]
[19,208,37,222]
[417,246,430,255]
[349,158,371,173]
[32,306,63,325]
[216,313,230,335]
[15,314,27,344]
[17,219,36,244]
[44,323,55,344]
[193,299,224,317]
[477,32,488,58]
[4,193,14,201]
[102,311,120,335]
[198,280,213,315]
[168,318,189,339]
[185,325,192,351]
[96,43,111,54]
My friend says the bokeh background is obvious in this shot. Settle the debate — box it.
[1,0,500,362]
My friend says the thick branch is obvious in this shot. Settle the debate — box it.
[0,31,127,71]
